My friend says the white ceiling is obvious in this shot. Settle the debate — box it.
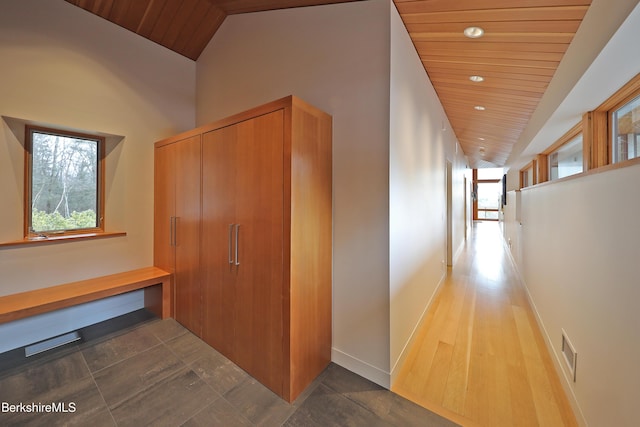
[506,0,640,171]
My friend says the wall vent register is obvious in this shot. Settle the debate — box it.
[25,331,81,357]
[562,329,578,382]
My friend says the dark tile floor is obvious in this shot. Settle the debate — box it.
[0,313,459,426]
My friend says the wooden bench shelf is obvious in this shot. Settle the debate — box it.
[0,266,172,325]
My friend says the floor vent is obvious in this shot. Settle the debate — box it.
[25,331,82,357]
[561,330,577,382]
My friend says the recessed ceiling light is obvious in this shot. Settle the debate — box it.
[474,105,486,111]
[478,137,486,141]
[464,26,485,39]
[469,75,484,82]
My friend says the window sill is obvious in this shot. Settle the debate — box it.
[0,231,127,248]
[521,156,640,191]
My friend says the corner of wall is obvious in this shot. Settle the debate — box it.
[332,347,391,389]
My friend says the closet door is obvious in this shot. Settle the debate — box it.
[201,126,237,357]
[173,136,202,335]
[233,111,285,394]
[154,143,176,276]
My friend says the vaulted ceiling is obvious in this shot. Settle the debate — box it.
[65,0,593,168]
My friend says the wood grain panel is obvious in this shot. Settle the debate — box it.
[156,96,331,403]
[405,20,583,35]
[154,142,175,275]
[583,110,608,170]
[159,0,199,47]
[0,267,171,324]
[436,83,548,102]
[148,0,184,44]
[233,110,285,396]
[286,98,333,401]
[449,118,530,134]
[396,0,592,167]
[136,0,167,36]
[201,125,238,359]
[167,1,225,58]
[448,109,533,124]
[399,6,590,24]
[182,6,226,60]
[72,0,114,16]
[536,153,549,183]
[413,32,576,45]
[417,41,571,53]
[169,0,214,54]
[394,0,591,11]
[436,83,546,99]
[111,0,152,32]
[426,63,557,78]
[424,57,560,71]
[106,0,132,26]
[429,74,549,90]
[173,136,202,336]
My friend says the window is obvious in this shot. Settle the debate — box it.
[535,122,583,183]
[473,168,503,221]
[517,73,640,189]
[611,94,640,163]
[549,134,583,180]
[476,181,501,220]
[25,126,104,237]
[519,161,536,189]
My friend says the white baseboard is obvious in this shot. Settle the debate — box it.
[453,240,465,265]
[331,347,390,389]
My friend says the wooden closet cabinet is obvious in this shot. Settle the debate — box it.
[154,96,332,403]
[154,135,202,335]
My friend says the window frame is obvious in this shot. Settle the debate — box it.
[609,91,640,165]
[472,168,503,221]
[542,122,583,182]
[594,73,640,166]
[24,125,106,238]
[519,160,536,189]
[518,73,640,193]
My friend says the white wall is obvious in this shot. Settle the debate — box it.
[196,0,392,385]
[502,3,640,425]
[502,190,523,268]
[0,0,195,348]
[502,165,640,427]
[389,4,468,381]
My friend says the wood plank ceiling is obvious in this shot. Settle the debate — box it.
[395,0,592,167]
[65,0,593,168]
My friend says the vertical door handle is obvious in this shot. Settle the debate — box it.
[234,224,240,266]
[228,224,234,264]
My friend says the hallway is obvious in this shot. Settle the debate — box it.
[393,221,577,427]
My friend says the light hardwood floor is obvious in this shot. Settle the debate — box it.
[393,221,577,427]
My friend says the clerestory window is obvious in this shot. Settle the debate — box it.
[611,94,640,163]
